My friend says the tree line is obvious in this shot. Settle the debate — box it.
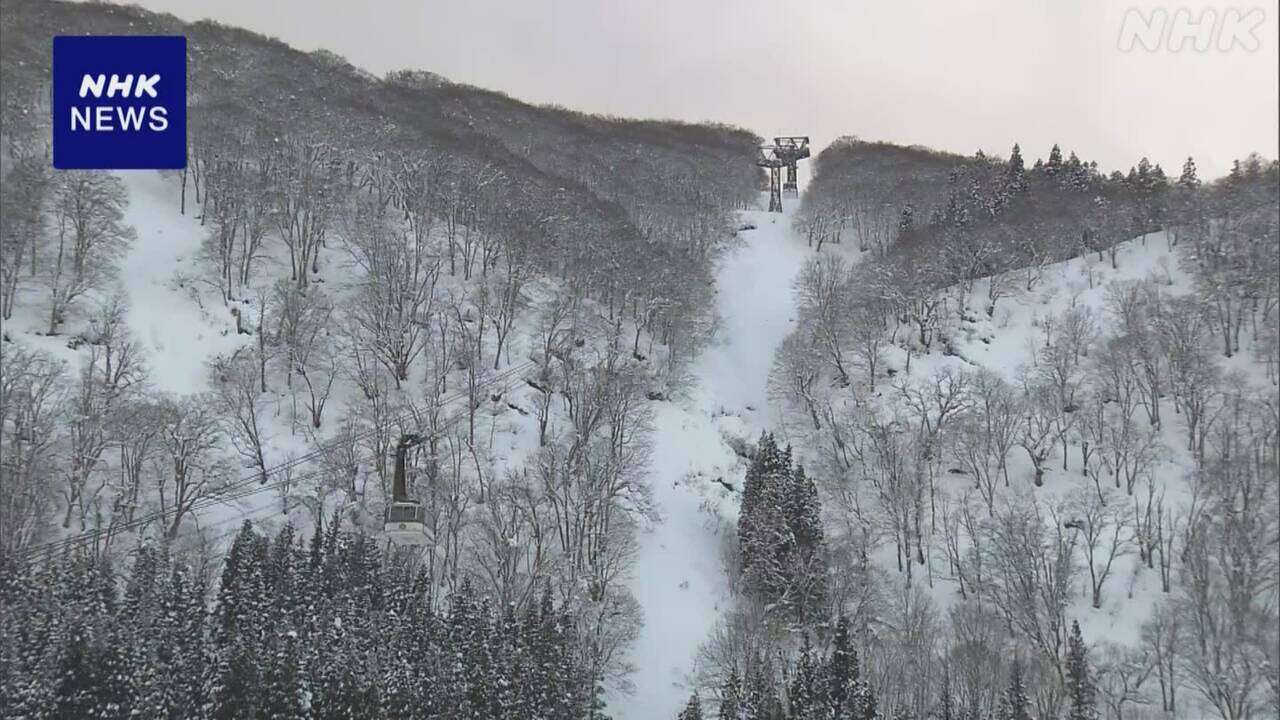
[683,432,1110,720]
[774,141,1278,718]
[0,521,597,719]
[0,0,764,710]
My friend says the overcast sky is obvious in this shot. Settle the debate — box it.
[124,0,1278,180]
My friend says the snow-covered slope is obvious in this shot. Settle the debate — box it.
[2,171,240,385]
[617,203,810,720]
[7,168,812,716]
[952,235,1190,381]
[780,226,1275,675]
[117,171,245,394]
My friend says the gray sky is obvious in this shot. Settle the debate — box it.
[124,0,1278,179]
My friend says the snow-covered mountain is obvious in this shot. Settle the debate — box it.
[1,2,1276,719]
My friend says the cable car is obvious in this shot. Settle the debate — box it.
[384,433,428,545]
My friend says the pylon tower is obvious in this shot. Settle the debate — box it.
[757,146,785,212]
[773,136,810,197]
[756,136,810,212]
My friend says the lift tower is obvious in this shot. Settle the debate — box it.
[756,135,809,213]
[773,136,810,197]
[757,145,788,213]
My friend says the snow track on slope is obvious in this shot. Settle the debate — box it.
[617,203,809,720]
[118,171,244,395]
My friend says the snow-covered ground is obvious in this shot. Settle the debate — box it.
[4,168,535,547]
[616,202,810,720]
[117,171,245,394]
[2,171,240,386]
[780,227,1274,668]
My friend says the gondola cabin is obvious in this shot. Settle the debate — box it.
[384,501,427,545]
[383,433,428,546]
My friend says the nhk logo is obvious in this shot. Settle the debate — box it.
[73,74,169,132]
[53,36,186,169]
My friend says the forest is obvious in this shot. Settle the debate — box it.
[1,1,760,717]
[1,521,595,719]
[1,1,1278,719]
[722,140,1278,719]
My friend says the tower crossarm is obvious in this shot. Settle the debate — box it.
[771,136,810,163]
[756,144,788,168]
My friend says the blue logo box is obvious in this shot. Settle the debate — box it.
[52,35,187,169]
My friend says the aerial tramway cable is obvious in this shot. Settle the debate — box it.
[20,359,537,560]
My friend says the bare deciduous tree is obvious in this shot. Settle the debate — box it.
[773,331,824,430]
[796,253,854,385]
[0,157,51,320]
[1142,600,1181,715]
[1094,642,1154,720]
[0,345,66,554]
[983,500,1078,684]
[210,347,271,482]
[342,198,440,386]
[45,172,135,333]
[1068,489,1130,609]
[271,138,341,289]
[153,395,230,539]
[1018,380,1058,487]
[62,298,146,531]
[1175,390,1278,720]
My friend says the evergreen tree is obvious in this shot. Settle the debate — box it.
[997,661,1031,720]
[786,465,824,554]
[1065,621,1097,720]
[784,464,827,621]
[173,564,210,717]
[260,626,306,720]
[1136,157,1153,186]
[120,544,164,718]
[214,521,256,640]
[1006,144,1027,195]
[1069,158,1093,193]
[53,618,98,719]
[54,555,124,720]
[720,669,743,720]
[309,514,325,571]
[1045,144,1063,175]
[679,693,706,720]
[532,581,560,715]
[737,432,773,574]
[1227,158,1244,184]
[788,634,820,719]
[851,668,877,720]
[0,559,49,717]
[738,433,793,603]
[743,663,782,720]
[935,192,957,228]
[1178,156,1200,188]
[739,433,830,620]
[1150,163,1167,188]
[966,175,990,218]
[826,614,855,713]
[212,527,266,720]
